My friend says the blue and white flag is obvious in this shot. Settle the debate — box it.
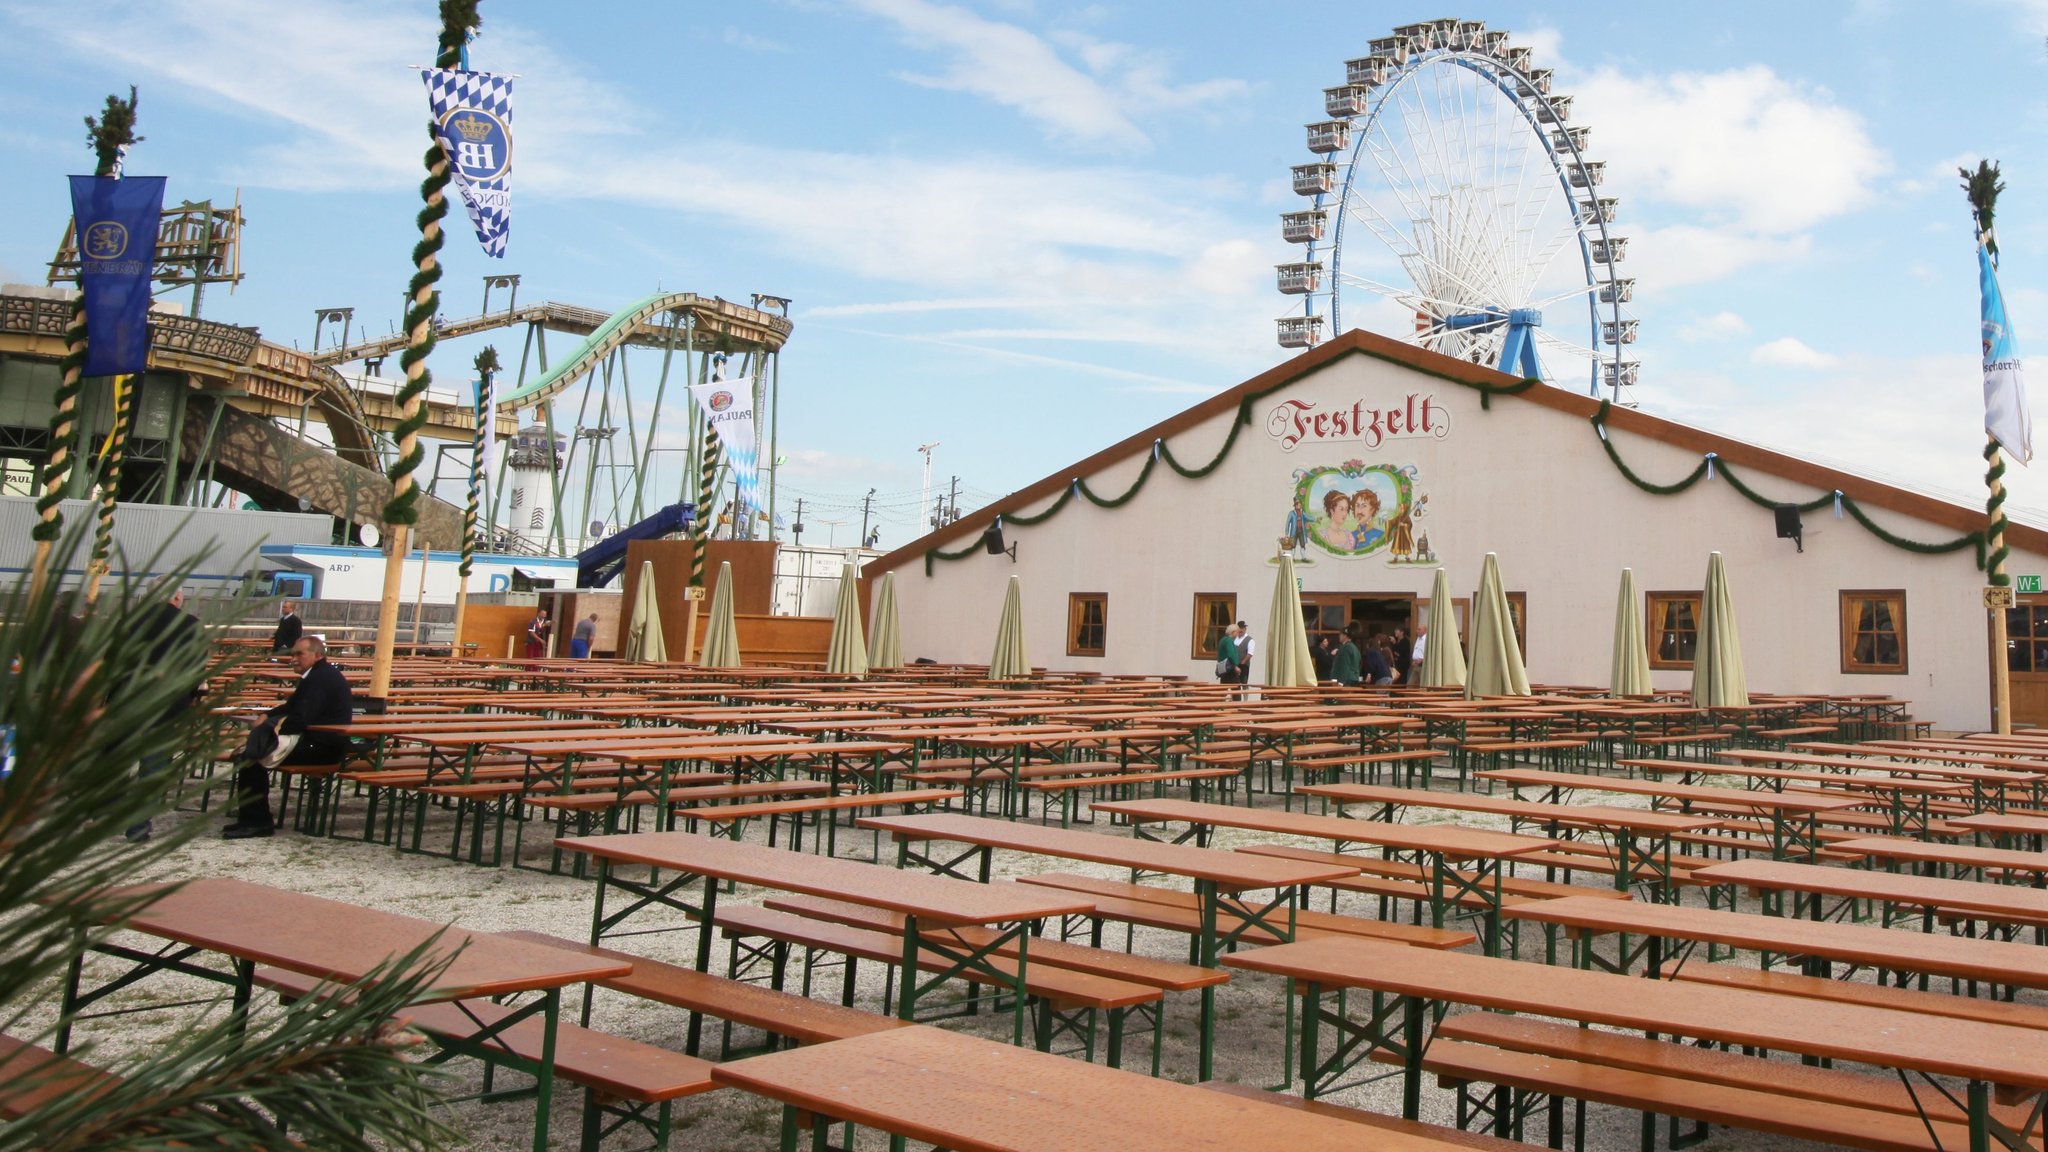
[688,374,760,520]
[1982,242,2033,464]
[68,175,166,376]
[423,68,513,258]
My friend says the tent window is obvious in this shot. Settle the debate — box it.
[1068,593,1107,658]
[1192,593,1236,659]
[1648,592,1702,670]
[1841,590,1907,674]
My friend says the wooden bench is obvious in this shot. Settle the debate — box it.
[763,892,1226,1075]
[0,1033,119,1120]
[1413,1009,1983,1152]
[256,968,719,1152]
[673,788,962,857]
[713,904,1162,1068]
[1198,1080,1527,1151]
[1288,747,1442,791]
[1022,766,1240,826]
[498,930,906,1059]
[1016,872,1476,951]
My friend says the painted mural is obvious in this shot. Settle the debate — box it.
[1284,460,1438,564]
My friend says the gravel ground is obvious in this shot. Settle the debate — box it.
[14,765,2023,1151]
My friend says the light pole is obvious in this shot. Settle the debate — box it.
[916,442,940,536]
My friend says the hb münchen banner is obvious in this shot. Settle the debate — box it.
[68,175,166,377]
[688,376,761,517]
[423,68,513,257]
[1982,242,2034,464]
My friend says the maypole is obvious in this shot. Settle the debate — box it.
[30,89,141,602]
[683,415,720,660]
[1965,159,2032,734]
[370,0,479,703]
[451,345,497,658]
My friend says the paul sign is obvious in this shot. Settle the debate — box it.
[1266,393,1451,453]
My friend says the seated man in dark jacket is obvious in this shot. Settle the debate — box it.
[228,635,352,839]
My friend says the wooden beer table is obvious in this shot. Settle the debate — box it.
[555,830,1087,1053]
[1694,857,2048,936]
[711,1022,1486,1152]
[1223,933,2048,1151]
[854,810,1353,1080]
[60,878,624,1152]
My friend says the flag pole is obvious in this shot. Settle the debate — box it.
[1966,159,2022,734]
[451,346,496,660]
[1989,436,2014,733]
[371,2,480,703]
[31,88,140,603]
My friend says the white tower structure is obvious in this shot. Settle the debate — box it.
[505,425,562,550]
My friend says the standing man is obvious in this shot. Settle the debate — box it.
[1234,621,1256,685]
[270,600,303,653]
[1391,626,1414,684]
[569,612,599,659]
[1409,624,1429,683]
[127,588,203,843]
[524,607,552,659]
[227,636,352,840]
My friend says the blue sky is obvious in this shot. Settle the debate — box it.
[6,1,2048,544]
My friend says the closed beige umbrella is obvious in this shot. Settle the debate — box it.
[623,560,667,663]
[1611,567,1653,697]
[698,560,742,668]
[867,571,902,670]
[825,562,868,678]
[1415,566,1467,689]
[987,575,1030,680]
[1690,551,1749,707]
[1263,552,1317,688]
[1465,552,1530,699]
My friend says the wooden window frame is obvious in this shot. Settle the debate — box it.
[1067,593,1107,658]
[1646,591,1703,670]
[1505,591,1528,660]
[1839,589,1907,675]
[1191,593,1236,660]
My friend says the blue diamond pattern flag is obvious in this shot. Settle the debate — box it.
[688,374,760,524]
[1981,239,2033,464]
[68,175,166,376]
[423,68,513,257]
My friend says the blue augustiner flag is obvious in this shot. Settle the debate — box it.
[1982,239,2034,464]
[67,175,166,376]
[423,68,513,257]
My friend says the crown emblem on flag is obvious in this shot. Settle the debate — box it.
[452,113,494,141]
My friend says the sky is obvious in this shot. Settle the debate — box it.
[6,0,2048,546]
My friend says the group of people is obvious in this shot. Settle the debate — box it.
[1214,620,1256,684]
[1213,617,1432,688]
[524,609,603,658]
[1318,623,1427,687]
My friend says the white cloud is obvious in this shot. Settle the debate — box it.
[848,0,1245,150]
[1678,311,1750,342]
[804,297,1082,317]
[1571,64,1888,234]
[1623,225,1809,291]
[1751,337,1840,368]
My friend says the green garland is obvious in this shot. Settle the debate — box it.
[921,360,1988,575]
[1985,438,2012,582]
[1591,404,1984,563]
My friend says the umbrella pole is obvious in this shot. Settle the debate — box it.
[684,591,702,663]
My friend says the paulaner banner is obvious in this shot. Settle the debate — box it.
[688,376,760,518]
[422,68,513,257]
[1981,242,2034,464]
[67,175,166,376]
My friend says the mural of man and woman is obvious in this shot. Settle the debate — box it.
[1291,464,1419,562]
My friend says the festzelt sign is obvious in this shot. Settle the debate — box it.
[1265,393,1450,453]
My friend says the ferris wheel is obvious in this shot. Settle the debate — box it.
[1277,18,1638,400]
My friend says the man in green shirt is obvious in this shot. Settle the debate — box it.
[1331,627,1363,686]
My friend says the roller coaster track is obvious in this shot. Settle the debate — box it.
[310,292,793,413]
